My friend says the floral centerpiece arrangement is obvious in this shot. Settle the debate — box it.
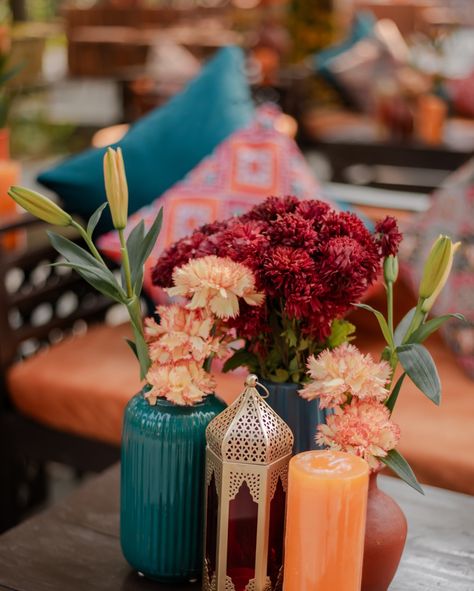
[153,196,399,382]
[152,195,401,450]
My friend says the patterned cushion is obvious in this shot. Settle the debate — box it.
[399,158,474,378]
[98,104,325,303]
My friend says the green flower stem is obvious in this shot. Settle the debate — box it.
[119,228,133,299]
[71,220,106,265]
[402,301,426,345]
[128,295,144,336]
[386,280,394,336]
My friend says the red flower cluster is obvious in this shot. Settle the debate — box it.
[152,196,400,343]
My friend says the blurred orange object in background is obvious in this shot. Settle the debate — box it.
[0,159,22,250]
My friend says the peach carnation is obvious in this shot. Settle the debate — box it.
[316,399,400,470]
[145,361,216,406]
[144,305,228,364]
[166,255,265,319]
[299,343,391,408]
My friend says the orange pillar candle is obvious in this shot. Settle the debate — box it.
[284,451,369,591]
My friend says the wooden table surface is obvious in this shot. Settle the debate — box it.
[0,465,473,590]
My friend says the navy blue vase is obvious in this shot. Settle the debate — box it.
[121,390,226,582]
[260,379,331,454]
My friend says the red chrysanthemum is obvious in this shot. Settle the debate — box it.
[375,216,403,257]
[152,196,390,346]
[241,195,299,223]
[264,212,319,250]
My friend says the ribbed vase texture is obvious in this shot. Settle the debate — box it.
[120,392,226,582]
[261,379,332,454]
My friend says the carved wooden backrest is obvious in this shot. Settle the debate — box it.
[0,217,113,406]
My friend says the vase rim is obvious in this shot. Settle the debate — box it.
[140,388,216,409]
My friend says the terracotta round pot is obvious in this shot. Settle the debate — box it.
[362,472,407,591]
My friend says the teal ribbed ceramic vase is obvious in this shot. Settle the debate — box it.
[120,390,226,582]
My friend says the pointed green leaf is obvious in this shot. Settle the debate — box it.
[125,338,138,360]
[47,232,125,303]
[327,319,356,348]
[408,313,466,344]
[385,372,406,413]
[130,209,163,292]
[51,261,125,303]
[141,208,163,264]
[394,307,416,346]
[86,203,108,238]
[381,449,424,494]
[126,299,150,380]
[354,303,394,348]
[126,220,145,273]
[223,348,259,373]
[397,343,441,405]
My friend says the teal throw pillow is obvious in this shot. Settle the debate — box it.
[37,46,254,233]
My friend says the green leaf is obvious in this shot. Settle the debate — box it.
[282,326,297,348]
[126,219,145,289]
[51,261,126,303]
[141,208,163,262]
[354,303,394,348]
[129,209,163,292]
[132,329,150,381]
[86,203,108,238]
[126,301,150,380]
[381,449,424,494]
[48,232,125,303]
[223,348,259,373]
[394,307,416,346]
[397,343,441,405]
[288,356,300,372]
[268,368,290,383]
[327,319,356,349]
[408,314,466,344]
[125,338,138,360]
[385,372,406,413]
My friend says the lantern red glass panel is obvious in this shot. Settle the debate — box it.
[203,375,293,591]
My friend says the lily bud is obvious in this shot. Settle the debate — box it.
[8,186,72,226]
[103,147,128,230]
[383,255,399,284]
[419,235,461,313]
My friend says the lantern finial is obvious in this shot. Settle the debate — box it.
[245,374,258,387]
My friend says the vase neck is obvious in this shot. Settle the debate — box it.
[368,471,380,492]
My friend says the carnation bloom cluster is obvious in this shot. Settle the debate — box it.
[144,256,263,406]
[152,196,401,380]
[300,343,391,408]
[167,255,264,319]
[302,343,400,469]
[316,400,400,470]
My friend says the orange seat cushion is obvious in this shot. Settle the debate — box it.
[8,281,474,494]
[7,323,243,447]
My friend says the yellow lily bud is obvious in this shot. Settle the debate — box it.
[419,235,461,313]
[8,186,72,226]
[383,255,399,284]
[103,147,128,230]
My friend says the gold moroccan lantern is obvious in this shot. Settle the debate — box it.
[203,374,294,591]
